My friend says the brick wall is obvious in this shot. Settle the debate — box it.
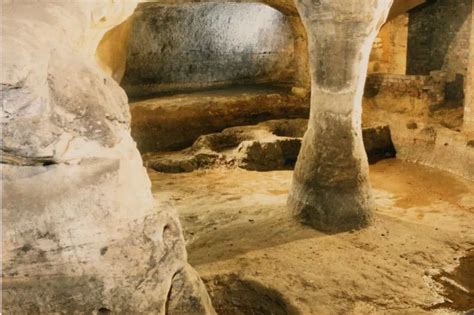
[407,0,472,76]
[365,73,444,105]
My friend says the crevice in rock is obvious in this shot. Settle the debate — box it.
[165,270,180,315]
[1,150,57,166]
[97,307,112,314]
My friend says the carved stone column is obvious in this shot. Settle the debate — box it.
[288,0,393,232]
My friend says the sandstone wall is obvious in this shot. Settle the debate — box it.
[364,73,445,113]
[363,73,474,180]
[1,1,214,313]
[121,2,296,99]
[464,2,474,133]
[130,88,309,152]
[96,16,135,83]
[365,0,474,179]
[368,14,408,74]
[387,0,425,20]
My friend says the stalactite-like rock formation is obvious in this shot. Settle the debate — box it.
[288,0,393,232]
[1,1,214,313]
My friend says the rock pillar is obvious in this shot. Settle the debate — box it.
[1,1,214,313]
[288,0,393,232]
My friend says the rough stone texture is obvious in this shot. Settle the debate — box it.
[362,125,397,163]
[1,1,214,313]
[363,73,474,180]
[365,73,448,114]
[130,86,309,153]
[407,0,473,113]
[288,0,393,232]
[364,113,474,181]
[122,3,296,98]
[143,119,396,173]
[167,265,216,314]
[407,0,472,77]
[390,119,474,180]
[237,138,302,171]
[143,119,307,172]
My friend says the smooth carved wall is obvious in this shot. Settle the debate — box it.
[96,16,135,83]
[121,3,296,98]
[368,14,409,75]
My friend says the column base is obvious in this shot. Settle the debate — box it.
[288,183,373,233]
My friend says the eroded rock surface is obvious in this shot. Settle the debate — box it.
[363,72,474,180]
[1,2,214,313]
[131,86,309,153]
[143,119,396,173]
[144,119,306,172]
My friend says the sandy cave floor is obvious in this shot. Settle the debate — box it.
[150,159,474,314]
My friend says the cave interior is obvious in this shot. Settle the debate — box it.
[2,0,474,314]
